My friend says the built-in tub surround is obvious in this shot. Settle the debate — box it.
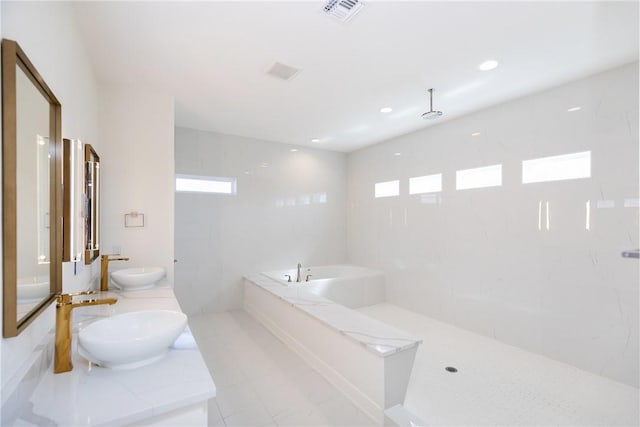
[244,271,420,423]
[2,284,216,426]
[262,264,385,308]
[347,62,640,387]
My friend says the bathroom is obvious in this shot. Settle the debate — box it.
[0,1,638,426]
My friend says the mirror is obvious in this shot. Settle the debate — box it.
[63,139,85,263]
[2,39,62,337]
[84,144,100,264]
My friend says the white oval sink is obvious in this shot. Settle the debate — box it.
[17,276,49,303]
[111,267,165,290]
[78,310,187,370]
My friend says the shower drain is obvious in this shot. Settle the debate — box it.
[445,366,458,373]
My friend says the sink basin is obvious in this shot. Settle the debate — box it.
[111,267,165,290]
[78,310,187,370]
[17,276,49,303]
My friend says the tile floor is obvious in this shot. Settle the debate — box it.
[191,306,639,427]
[359,303,640,426]
[188,310,374,427]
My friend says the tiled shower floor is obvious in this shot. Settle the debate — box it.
[190,306,639,426]
[358,303,639,426]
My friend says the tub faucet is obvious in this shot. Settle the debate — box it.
[296,263,302,282]
[54,291,118,373]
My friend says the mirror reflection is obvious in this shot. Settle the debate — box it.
[84,144,100,264]
[15,65,52,322]
[63,138,86,263]
[3,38,62,337]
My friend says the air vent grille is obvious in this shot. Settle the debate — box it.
[266,62,301,81]
[323,0,364,22]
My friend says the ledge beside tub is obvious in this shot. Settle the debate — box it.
[244,270,421,424]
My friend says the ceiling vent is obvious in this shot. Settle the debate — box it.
[323,0,364,22]
[266,62,301,81]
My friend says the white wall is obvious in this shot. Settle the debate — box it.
[174,127,347,314]
[1,0,100,400]
[99,85,175,284]
[347,63,639,387]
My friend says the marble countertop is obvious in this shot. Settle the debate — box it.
[244,273,421,357]
[20,283,216,426]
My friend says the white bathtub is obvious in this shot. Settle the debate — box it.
[261,264,385,308]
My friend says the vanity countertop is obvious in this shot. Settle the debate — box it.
[20,284,216,426]
[244,273,421,357]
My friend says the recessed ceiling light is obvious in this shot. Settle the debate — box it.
[311,138,320,143]
[290,149,298,152]
[394,152,401,156]
[260,163,269,168]
[567,106,581,112]
[380,107,393,113]
[471,132,481,136]
[244,171,252,175]
[478,60,499,71]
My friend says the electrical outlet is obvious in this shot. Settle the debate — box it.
[113,245,122,255]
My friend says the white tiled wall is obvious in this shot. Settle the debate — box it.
[347,62,639,387]
[174,127,348,314]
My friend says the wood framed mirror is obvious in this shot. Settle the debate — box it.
[2,39,62,337]
[84,144,100,264]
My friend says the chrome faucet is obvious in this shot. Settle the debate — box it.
[296,263,302,282]
[54,291,118,373]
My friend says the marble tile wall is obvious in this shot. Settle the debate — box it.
[174,128,348,314]
[347,62,639,387]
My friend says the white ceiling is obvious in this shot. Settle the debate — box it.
[74,1,638,152]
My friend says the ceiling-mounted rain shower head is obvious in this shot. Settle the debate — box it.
[422,88,443,120]
[422,110,443,120]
